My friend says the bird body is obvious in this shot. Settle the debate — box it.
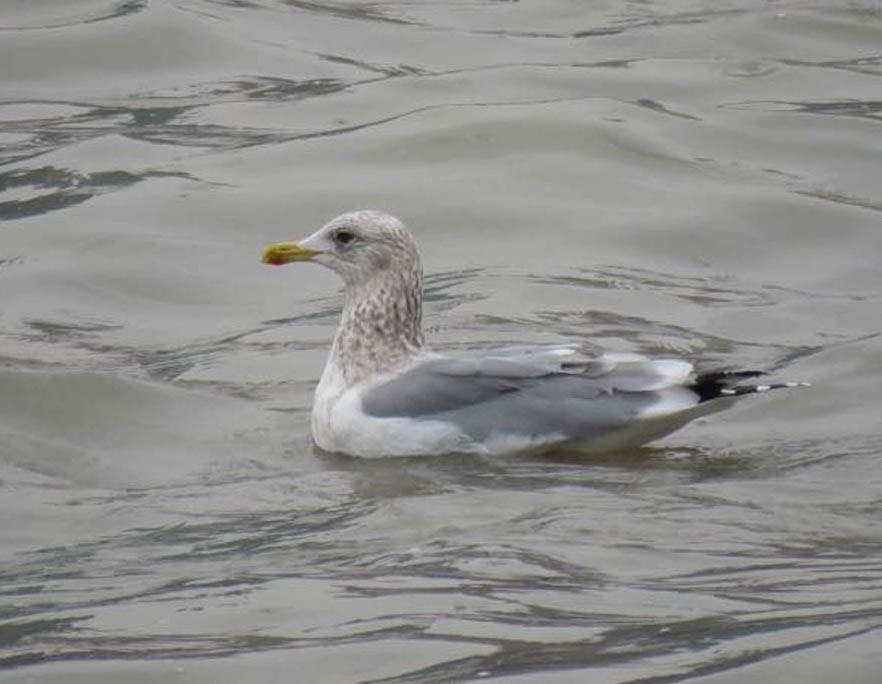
[262,211,805,458]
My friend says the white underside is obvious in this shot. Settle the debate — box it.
[312,358,480,457]
[311,356,707,458]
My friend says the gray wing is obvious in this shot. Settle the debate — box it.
[360,345,696,441]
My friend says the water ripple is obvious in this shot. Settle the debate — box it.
[0,0,146,31]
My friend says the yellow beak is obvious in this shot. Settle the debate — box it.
[261,241,321,266]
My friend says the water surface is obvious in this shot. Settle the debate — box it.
[1,1,881,682]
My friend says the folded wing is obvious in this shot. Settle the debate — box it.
[360,345,697,443]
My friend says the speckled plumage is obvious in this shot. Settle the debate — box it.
[329,213,425,385]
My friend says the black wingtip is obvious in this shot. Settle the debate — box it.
[689,370,810,402]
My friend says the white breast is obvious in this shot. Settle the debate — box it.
[311,357,471,457]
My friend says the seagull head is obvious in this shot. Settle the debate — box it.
[261,210,421,288]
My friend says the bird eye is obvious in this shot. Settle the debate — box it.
[334,230,355,245]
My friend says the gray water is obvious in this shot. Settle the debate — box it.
[2,1,881,682]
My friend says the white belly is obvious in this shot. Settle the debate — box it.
[312,388,472,458]
[310,359,472,457]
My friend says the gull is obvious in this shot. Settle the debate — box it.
[262,210,805,457]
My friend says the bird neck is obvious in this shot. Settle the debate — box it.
[331,267,425,385]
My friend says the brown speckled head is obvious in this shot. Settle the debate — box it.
[263,210,426,383]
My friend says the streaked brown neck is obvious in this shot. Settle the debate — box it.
[331,265,425,385]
